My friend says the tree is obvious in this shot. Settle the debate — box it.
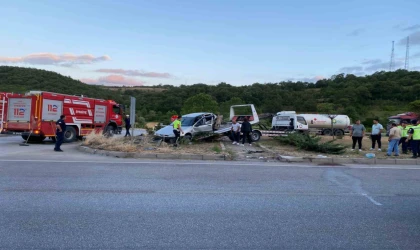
[181,93,219,114]
[219,97,244,119]
[316,103,335,113]
[409,100,420,115]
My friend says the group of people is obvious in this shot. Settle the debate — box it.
[350,118,420,158]
[230,118,253,146]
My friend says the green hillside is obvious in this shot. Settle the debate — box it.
[1,66,420,127]
[0,66,125,104]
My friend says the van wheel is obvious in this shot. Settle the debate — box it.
[64,127,77,142]
[183,134,192,141]
[168,138,176,144]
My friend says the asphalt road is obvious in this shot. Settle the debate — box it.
[1,136,420,249]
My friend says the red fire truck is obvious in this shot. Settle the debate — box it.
[4,91,125,142]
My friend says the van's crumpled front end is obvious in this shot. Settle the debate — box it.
[154,125,176,140]
[154,125,193,142]
[154,114,203,141]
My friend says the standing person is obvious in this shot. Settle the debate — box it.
[124,115,131,137]
[407,120,420,158]
[350,120,365,151]
[387,123,401,156]
[398,121,409,154]
[173,115,183,147]
[370,119,384,151]
[54,115,66,152]
[231,119,241,145]
[240,117,253,146]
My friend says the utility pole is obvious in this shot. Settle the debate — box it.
[389,41,395,71]
[405,36,410,70]
[328,114,338,140]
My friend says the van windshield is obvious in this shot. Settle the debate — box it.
[170,117,197,126]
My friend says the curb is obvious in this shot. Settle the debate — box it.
[78,145,419,165]
[258,143,418,165]
[78,145,227,161]
[277,156,419,165]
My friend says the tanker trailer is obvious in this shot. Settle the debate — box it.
[298,114,351,136]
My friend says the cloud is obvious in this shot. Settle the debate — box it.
[95,68,172,78]
[339,66,363,73]
[81,75,145,86]
[412,66,420,71]
[0,53,111,66]
[401,24,420,31]
[361,59,382,65]
[412,52,420,59]
[347,28,365,37]
[398,31,420,46]
[338,58,409,75]
[365,61,404,72]
[287,75,325,83]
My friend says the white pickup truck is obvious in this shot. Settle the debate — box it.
[154,104,263,143]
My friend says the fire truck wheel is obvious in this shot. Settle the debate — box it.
[64,127,77,143]
[105,125,116,136]
[21,135,45,143]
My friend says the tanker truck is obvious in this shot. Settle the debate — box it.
[271,112,351,136]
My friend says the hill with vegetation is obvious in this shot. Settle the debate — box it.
[1,66,420,127]
[0,66,125,103]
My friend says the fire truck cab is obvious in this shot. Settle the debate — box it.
[4,91,124,142]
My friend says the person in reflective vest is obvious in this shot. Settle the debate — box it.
[407,120,420,158]
[398,121,409,154]
[172,116,183,146]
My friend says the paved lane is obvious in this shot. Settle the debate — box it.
[0,159,419,249]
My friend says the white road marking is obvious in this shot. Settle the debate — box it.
[0,159,419,170]
[325,169,384,206]
[362,193,383,206]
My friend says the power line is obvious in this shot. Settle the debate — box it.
[389,41,395,71]
[405,36,410,70]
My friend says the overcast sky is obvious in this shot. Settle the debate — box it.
[0,0,419,86]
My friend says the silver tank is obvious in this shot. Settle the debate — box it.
[298,114,351,129]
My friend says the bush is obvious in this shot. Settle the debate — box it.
[275,133,347,154]
[82,131,138,152]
